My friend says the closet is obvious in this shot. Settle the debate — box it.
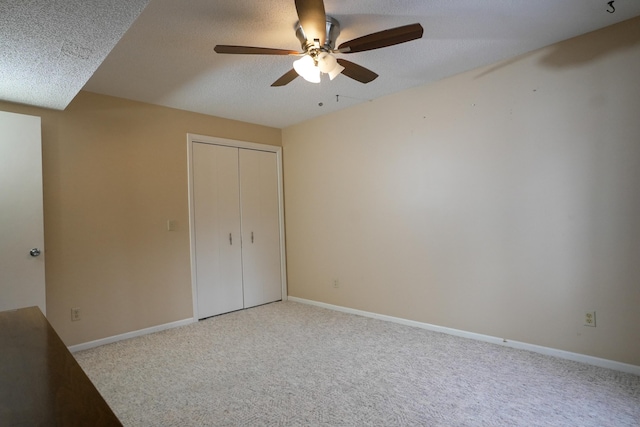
[190,137,285,319]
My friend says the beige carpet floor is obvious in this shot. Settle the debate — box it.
[74,301,640,426]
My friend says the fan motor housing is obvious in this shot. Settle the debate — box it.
[296,16,340,53]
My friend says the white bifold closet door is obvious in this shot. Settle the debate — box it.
[192,142,282,319]
[193,144,244,318]
[238,148,283,308]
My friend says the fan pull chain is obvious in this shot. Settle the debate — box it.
[335,94,373,103]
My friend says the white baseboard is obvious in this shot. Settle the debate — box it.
[288,296,640,376]
[68,318,196,353]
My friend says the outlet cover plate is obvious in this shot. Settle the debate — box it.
[584,311,596,327]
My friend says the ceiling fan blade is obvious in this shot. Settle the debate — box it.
[271,69,299,87]
[214,45,299,55]
[295,0,327,46]
[337,23,424,53]
[336,59,378,84]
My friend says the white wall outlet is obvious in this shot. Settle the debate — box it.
[584,311,596,327]
[167,219,178,231]
[333,279,339,288]
[71,307,81,321]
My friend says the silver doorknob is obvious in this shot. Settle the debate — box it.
[29,248,41,257]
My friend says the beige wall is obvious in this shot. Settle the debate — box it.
[282,17,640,366]
[0,91,280,346]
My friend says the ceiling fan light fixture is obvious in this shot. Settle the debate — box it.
[214,3,425,87]
[293,54,320,83]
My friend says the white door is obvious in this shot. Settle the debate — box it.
[0,111,45,314]
[192,143,243,318]
[240,149,282,308]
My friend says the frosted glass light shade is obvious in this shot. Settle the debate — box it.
[328,62,344,80]
[317,52,344,80]
[317,52,336,73]
[293,55,320,83]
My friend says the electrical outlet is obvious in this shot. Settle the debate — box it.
[584,311,596,327]
[71,307,81,321]
[333,279,339,288]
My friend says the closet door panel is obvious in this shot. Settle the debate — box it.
[193,143,244,318]
[239,149,282,308]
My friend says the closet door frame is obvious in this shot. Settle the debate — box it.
[187,133,287,321]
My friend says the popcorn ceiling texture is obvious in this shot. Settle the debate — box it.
[0,0,149,109]
[3,1,640,127]
[75,301,640,426]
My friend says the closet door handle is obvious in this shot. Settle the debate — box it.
[229,233,232,245]
[251,232,254,243]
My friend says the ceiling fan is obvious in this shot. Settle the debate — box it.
[214,0,424,87]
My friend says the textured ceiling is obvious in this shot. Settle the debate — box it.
[0,0,149,109]
[3,1,640,128]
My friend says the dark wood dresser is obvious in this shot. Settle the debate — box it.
[0,306,122,426]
